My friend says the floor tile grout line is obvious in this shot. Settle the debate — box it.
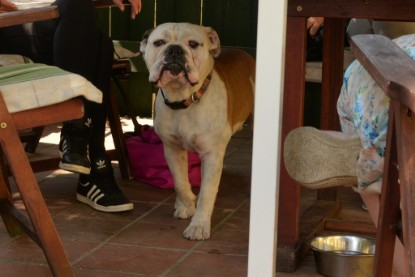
[209,198,250,235]
[0,258,49,267]
[160,198,249,276]
[70,193,176,266]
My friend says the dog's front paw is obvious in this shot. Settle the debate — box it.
[174,198,195,219]
[183,222,211,240]
[174,205,195,219]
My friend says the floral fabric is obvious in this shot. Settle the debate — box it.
[337,34,415,194]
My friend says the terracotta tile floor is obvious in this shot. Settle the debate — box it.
[0,118,372,276]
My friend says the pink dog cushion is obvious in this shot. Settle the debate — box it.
[126,126,201,188]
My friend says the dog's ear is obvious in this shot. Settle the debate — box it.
[203,26,221,58]
[140,28,154,54]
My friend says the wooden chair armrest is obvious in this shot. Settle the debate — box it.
[350,34,415,112]
[0,6,59,28]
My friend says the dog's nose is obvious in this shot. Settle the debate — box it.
[164,45,186,75]
[166,45,184,58]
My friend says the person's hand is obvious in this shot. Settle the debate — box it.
[307,17,324,36]
[0,0,18,12]
[112,0,142,20]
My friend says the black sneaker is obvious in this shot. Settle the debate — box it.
[59,119,91,174]
[76,156,133,212]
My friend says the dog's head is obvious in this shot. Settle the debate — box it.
[140,22,221,90]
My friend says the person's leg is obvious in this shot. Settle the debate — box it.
[0,20,56,65]
[75,32,133,212]
[53,0,111,159]
[51,0,103,174]
[52,0,132,212]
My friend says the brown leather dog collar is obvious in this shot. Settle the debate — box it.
[160,71,213,110]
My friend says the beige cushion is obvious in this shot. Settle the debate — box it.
[0,54,32,66]
[0,56,102,113]
[10,0,54,10]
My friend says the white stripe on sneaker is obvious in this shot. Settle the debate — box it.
[76,193,134,212]
[86,185,105,203]
[94,194,105,203]
[87,185,98,198]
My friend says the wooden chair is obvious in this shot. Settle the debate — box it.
[280,2,415,272]
[349,34,415,277]
[0,54,62,155]
[0,6,103,276]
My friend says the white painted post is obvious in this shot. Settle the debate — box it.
[248,0,287,276]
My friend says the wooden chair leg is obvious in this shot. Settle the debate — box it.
[107,59,135,180]
[0,154,24,237]
[374,100,415,277]
[108,83,133,180]
[373,103,401,277]
[23,126,45,153]
[17,125,46,153]
[395,102,415,276]
[0,97,73,276]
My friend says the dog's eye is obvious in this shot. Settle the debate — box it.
[153,40,165,47]
[188,41,200,49]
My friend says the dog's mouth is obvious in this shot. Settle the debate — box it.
[148,44,200,88]
[156,62,198,87]
[164,62,185,76]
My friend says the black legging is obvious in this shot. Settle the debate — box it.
[0,0,113,159]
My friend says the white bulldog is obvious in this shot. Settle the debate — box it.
[140,22,255,240]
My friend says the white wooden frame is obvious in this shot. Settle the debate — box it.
[248,0,287,276]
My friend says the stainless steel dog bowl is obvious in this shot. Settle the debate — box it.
[309,235,375,277]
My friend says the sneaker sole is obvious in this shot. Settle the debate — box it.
[59,161,91,175]
[283,127,361,189]
[76,194,134,212]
